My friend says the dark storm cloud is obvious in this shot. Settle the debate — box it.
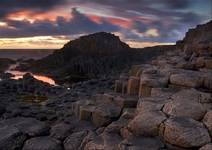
[0,0,210,45]
[0,8,119,38]
[0,0,66,18]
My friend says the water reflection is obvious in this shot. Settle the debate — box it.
[6,64,56,85]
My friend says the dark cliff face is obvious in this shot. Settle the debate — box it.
[176,20,212,56]
[29,32,132,83]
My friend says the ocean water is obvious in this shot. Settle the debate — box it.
[0,49,55,60]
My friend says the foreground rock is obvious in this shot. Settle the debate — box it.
[23,136,62,150]
[162,117,211,148]
[0,117,49,137]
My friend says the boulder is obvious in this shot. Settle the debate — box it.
[199,143,212,150]
[50,123,72,140]
[0,117,49,137]
[23,136,62,150]
[64,131,88,150]
[127,76,140,95]
[162,117,211,148]
[128,111,167,136]
[203,110,212,135]
[163,100,206,120]
[118,137,164,150]
[0,126,26,150]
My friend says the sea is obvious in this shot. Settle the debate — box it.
[0,49,55,60]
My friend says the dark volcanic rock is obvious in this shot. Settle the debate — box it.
[23,136,62,150]
[0,126,27,150]
[0,117,50,137]
[26,32,132,83]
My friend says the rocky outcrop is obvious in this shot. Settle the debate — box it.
[17,32,173,84]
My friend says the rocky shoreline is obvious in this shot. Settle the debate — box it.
[0,21,211,150]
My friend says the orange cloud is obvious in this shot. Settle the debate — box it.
[87,15,102,24]
[107,17,132,29]
[87,14,132,29]
[6,10,71,22]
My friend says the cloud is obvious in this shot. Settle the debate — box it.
[0,0,211,48]
[0,0,67,19]
[0,8,119,38]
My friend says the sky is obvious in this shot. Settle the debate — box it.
[0,0,211,49]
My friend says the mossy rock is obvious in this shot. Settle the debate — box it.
[22,95,48,103]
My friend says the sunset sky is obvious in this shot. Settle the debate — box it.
[0,0,211,49]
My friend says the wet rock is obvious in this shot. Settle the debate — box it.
[0,126,27,150]
[23,136,62,150]
[163,117,210,148]
[128,111,167,136]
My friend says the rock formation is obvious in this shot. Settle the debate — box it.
[0,21,211,150]
[18,32,172,84]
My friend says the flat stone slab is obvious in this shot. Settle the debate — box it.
[163,117,211,148]
[23,136,62,150]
